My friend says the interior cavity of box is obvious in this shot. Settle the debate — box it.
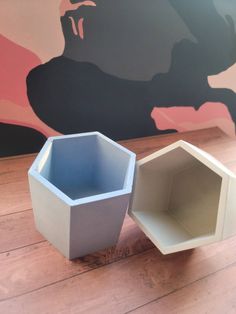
[131,147,222,247]
[38,134,130,200]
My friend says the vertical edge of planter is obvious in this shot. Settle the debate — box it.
[222,175,236,240]
[28,173,71,259]
[69,193,130,259]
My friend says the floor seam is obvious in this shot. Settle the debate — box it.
[0,208,32,218]
[0,247,154,303]
[124,259,236,314]
[0,240,46,255]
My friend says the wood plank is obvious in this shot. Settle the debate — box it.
[0,155,34,178]
[1,236,236,313]
[0,180,31,216]
[0,215,153,301]
[0,210,43,253]
[0,156,34,216]
[200,139,236,165]
[226,161,236,174]
[119,127,228,158]
[131,261,236,314]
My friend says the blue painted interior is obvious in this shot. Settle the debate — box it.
[39,134,130,200]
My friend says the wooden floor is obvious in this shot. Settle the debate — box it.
[1,127,236,314]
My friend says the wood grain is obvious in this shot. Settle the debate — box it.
[0,211,43,253]
[1,237,236,313]
[0,156,34,216]
[1,128,236,314]
[119,127,228,158]
[0,215,153,301]
[131,260,236,314]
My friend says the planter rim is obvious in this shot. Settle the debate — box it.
[48,131,136,158]
[137,140,236,179]
[29,131,136,206]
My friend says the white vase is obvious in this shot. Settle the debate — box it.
[28,132,136,259]
[129,140,236,254]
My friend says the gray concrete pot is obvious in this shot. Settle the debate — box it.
[129,140,236,254]
[28,132,136,259]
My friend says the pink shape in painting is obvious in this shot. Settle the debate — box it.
[0,34,40,107]
[0,34,60,137]
[151,102,235,137]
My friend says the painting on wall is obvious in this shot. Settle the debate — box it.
[0,0,236,156]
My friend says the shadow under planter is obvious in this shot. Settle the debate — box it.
[28,132,136,259]
[129,140,236,254]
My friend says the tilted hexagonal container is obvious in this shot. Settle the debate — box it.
[129,140,236,254]
[28,132,136,259]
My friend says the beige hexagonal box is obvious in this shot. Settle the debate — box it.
[129,140,236,254]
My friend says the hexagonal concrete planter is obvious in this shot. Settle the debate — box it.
[129,140,236,254]
[28,132,136,259]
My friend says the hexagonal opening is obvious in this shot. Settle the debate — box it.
[37,133,131,200]
[131,146,222,251]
